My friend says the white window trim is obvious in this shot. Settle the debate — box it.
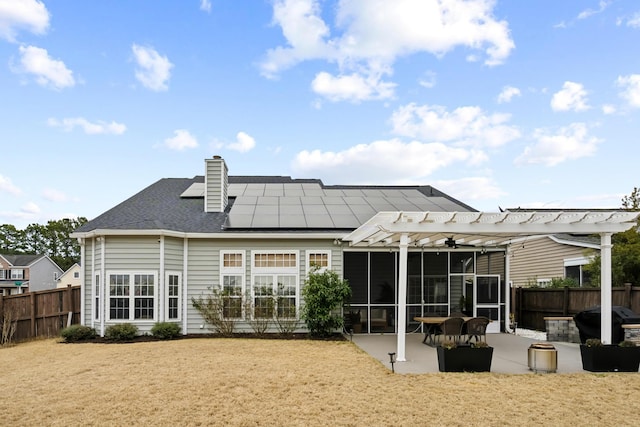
[537,278,552,288]
[564,256,593,267]
[251,250,300,319]
[94,272,101,322]
[106,270,158,322]
[165,271,182,321]
[11,269,23,280]
[305,250,331,273]
[220,251,245,318]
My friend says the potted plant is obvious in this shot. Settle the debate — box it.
[436,340,494,372]
[580,338,640,372]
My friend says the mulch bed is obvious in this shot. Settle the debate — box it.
[63,332,348,344]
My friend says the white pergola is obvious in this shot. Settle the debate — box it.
[342,210,640,361]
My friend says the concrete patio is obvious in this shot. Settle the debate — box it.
[351,331,585,374]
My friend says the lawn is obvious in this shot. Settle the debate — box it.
[1,338,639,426]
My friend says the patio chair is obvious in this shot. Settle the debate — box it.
[437,317,465,344]
[465,317,490,343]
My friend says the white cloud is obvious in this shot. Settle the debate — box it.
[47,117,126,135]
[418,71,436,89]
[0,0,49,42]
[550,81,590,112]
[0,174,22,195]
[21,201,40,214]
[616,74,640,107]
[433,177,507,204]
[261,0,514,99]
[227,132,256,153]
[16,45,75,90]
[515,123,601,166]
[602,104,616,115]
[42,188,70,202]
[311,71,396,102]
[132,44,173,91]
[497,86,521,104]
[390,103,520,148]
[200,0,212,13]
[626,12,640,28]
[292,138,482,184]
[164,129,199,151]
[577,1,611,20]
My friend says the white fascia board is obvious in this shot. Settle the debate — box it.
[71,229,347,240]
[549,235,601,250]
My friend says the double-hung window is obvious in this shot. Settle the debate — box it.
[220,251,244,318]
[166,272,181,320]
[94,273,100,321]
[11,269,23,280]
[108,271,156,321]
[252,251,299,319]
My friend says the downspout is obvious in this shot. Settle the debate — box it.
[396,233,409,362]
[600,233,613,344]
[79,238,85,326]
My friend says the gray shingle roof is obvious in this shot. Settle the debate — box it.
[74,176,475,234]
[1,254,45,266]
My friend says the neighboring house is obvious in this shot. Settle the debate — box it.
[509,234,599,288]
[0,254,64,296]
[56,263,82,289]
[73,156,509,337]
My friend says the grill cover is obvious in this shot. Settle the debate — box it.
[573,305,640,344]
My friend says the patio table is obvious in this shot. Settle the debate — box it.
[414,316,472,346]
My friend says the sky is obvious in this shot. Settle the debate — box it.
[1,0,640,229]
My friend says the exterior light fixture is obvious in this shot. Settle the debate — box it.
[388,352,397,373]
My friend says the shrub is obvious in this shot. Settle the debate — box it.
[585,338,603,347]
[60,325,96,342]
[301,267,351,338]
[105,323,138,341]
[151,322,181,340]
[619,340,637,348]
[192,289,237,336]
[471,341,490,348]
[441,340,457,350]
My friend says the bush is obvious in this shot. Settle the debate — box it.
[192,289,237,336]
[60,325,96,342]
[301,267,351,338]
[585,338,603,347]
[105,323,139,341]
[619,340,637,348]
[151,322,181,340]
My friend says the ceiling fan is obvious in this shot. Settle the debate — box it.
[444,237,475,249]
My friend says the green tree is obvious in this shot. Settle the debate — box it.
[301,268,351,338]
[584,188,640,286]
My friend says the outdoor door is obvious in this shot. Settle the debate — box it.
[475,275,501,333]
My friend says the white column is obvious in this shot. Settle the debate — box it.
[600,233,613,344]
[504,246,512,333]
[396,234,409,362]
[159,236,165,321]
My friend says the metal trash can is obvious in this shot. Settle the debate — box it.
[528,343,557,373]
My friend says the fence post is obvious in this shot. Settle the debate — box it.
[65,285,73,326]
[563,286,570,316]
[624,283,632,309]
[30,292,36,338]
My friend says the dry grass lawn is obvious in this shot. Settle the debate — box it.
[1,338,640,426]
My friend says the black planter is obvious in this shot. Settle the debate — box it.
[580,345,640,372]
[437,345,493,372]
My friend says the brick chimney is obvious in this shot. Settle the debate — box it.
[204,156,228,212]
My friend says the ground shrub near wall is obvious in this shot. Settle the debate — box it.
[105,323,139,341]
[60,325,97,342]
[151,322,181,340]
[301,268,351,338]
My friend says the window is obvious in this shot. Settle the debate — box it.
[74,271,79,279]
[166,273,181,320]
[11,269,23,280]
[108,272,156,321]
[94,273,100,321]
[306,250,330,272]
[252,251,298,319]
[221,251,244,318]
[0,269,6,280]
[537,278,551,288]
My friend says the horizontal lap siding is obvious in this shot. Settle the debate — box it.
[104,237,160,270]
[184,238,337,333]
[164,237,184,271]
[510,237,586,286]
[83,240,95,325]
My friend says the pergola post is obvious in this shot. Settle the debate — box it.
[600,232,613,344]
[396,233,409,361]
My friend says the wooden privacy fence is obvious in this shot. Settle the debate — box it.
[0,286,81,342]
[513,283,639,331]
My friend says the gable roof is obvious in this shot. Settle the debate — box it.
[73,175,475,235]
[1,254,46,267]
